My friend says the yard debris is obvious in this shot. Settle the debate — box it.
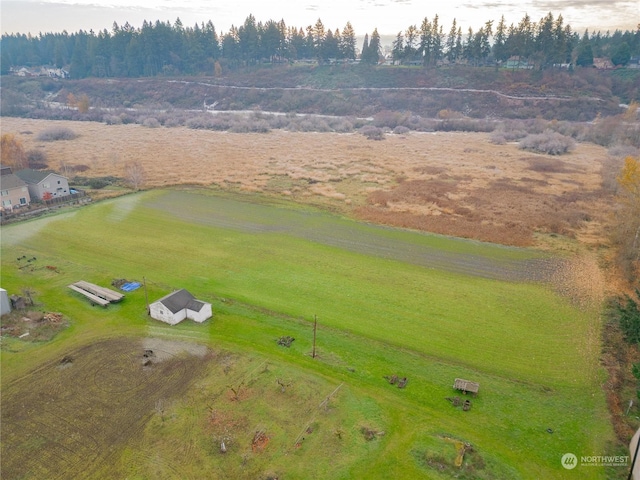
[446,396,472,411]
[276,336,295,347]
[142,349,155,367]
[43,312,64,324]
[60,355,73,365]
[360,426,385,441]
[276,378,292,393]
[385,374,398,384]
[443,436,473,467]
[384,374,408,388]
[252,430,269,452]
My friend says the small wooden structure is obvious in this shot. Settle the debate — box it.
[453,378,480,396]
[68,281,124,307]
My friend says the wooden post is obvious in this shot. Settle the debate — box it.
[312,315,317,358]
[143,276,149,314]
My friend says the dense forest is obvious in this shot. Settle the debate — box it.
[1,12,639,78]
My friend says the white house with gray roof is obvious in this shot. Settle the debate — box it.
[149,289,212,325]
[15,169,70,201]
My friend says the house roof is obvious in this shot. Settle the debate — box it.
[187,299,206,312]
[156,289,199,314]
[15,169,66,184]
[0,173,28,190]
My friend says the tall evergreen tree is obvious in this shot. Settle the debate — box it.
[445,18,458,62]
[312,18,326,62]
[612,41,631,65]
[536,12,555,68]
[493,15,508,62]
[576,30,594,66]
[238,14,259,65]
[340,22,356,60]
[419,18,431,65]
[405,24,418,62]
[322,29,340,61]
[360,33,369,61]
[367,28,381,64]
[392,31,404,63]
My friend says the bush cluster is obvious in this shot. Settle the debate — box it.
[359,125,385,140]
[518,130,576,155]
[73,175,119,189]
[36,126,78,141]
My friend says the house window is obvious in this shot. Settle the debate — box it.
[43,182,50,188]
[19,197,27,205]
[0,190,8,196]
[57,180,61,184]
[2,200,11,206]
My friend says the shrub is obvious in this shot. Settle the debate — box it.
[373,110,409,128]
[489,133,507,144]
[331,119,354,133]
[36,127,77,141]
[164,116,185,128]
[611,293,640,344]
[142,117,160,128]
[360,126,385,140]
[26,149,48,169]
[393,125,410,135]
[435,118,495,133]
[518,130,575,155]
[103,115,122,125]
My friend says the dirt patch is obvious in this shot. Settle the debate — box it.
[0,337,212,480]
[1,118,613,249]
[0,309,68,342]
[549,254,606,308]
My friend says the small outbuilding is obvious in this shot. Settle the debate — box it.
[149,289,212,325]
[0,288,11,316]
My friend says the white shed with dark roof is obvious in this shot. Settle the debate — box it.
[149,289,212,325]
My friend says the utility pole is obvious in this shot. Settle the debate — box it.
[312,315,317,358]
[143,276,149,314]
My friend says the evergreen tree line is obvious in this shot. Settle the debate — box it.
[1,12,639,78]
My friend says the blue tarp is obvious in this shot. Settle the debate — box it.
[121,282,141,292]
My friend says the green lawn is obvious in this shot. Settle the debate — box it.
[0,189,615,479]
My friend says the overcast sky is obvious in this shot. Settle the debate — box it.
[1,0,638,39]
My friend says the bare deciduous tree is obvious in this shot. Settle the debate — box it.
[125,161,145,190]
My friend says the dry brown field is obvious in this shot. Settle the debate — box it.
[2,117,615,248]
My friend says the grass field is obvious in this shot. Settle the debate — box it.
[0,189,615,479]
